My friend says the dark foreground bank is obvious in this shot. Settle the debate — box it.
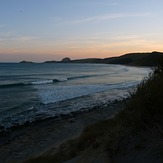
[0,100,124,163]
[23,65,163,163]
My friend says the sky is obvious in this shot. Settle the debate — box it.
[0,0,163,62]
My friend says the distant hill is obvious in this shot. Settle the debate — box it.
[43,51,163,66]
[71,51,163,66]
[19,60,34,64]
[104,51,163,66]
[61,57,71,63]
[71,58,103,63]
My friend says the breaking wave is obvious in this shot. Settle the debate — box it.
[0,74,105,88]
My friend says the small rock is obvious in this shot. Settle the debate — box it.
[69,118,75,123]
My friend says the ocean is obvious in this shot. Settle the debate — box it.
[0,63,150,130]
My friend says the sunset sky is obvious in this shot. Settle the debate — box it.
[0,0,163,62]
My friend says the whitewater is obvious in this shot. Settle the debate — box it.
[0,63,150,130]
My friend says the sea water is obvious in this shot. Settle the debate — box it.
[0,63,150,129]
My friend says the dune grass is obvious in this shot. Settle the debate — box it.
[23,64,163,163]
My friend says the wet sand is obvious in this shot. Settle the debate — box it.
[0,101,124,163]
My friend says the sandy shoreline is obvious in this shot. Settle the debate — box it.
[0,100,124,163]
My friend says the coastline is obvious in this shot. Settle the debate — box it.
[0,100,124,163]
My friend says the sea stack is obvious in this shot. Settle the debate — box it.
[61,57,71,63]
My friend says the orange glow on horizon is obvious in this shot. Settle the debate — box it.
[1,38,163,62]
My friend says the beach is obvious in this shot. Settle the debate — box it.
[0,63,150,163]
[0,100,124,163]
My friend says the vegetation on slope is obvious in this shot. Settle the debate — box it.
[23,63,163,163]
[104,51,163,66]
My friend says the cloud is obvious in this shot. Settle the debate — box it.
[112,33,163,42]
[10,36,39,42]
[53,12,150,26]
[89,1,120,7]
[77,13,150,23]
[0,32,39,42]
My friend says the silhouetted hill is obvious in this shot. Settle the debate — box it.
[43,51,163,66]
[61,57,71,63]
[19,61,34,64]
[136,51,163,66]
[70,52,163,66]
[44,60,57,63]
[105,51,163,66]
[71,58,103,63]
